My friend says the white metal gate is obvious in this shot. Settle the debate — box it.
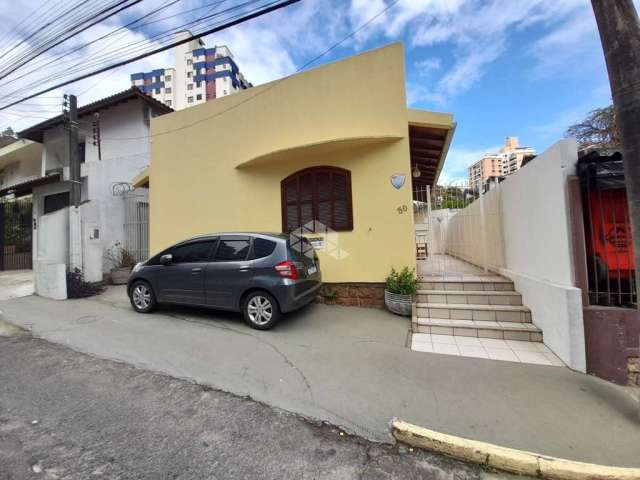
[123,192,149,262]
[414,181,500,276]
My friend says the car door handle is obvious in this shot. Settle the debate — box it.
[238,266,251,272]
[191,267,202,274]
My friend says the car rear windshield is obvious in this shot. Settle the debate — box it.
[288,235,317,264]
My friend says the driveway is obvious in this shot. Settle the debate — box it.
[0,270,34,301]
[1,286,639,467]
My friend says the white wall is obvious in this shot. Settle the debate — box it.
[35,98,155,281]
[445,191,504,272]
[445,140,586,372]
[428,209,460,255]
[0,156,40,189]
[500,140,577,286]
[34,207,69,300]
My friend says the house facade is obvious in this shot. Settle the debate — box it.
[134,43,455,295]
[17,88,171,291]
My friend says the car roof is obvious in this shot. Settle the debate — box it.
[178,232,289,244]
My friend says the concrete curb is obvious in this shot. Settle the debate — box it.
[391,420,640,480]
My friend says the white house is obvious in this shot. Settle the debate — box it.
[17,88,171,293]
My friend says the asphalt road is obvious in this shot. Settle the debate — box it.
[0,332,512,480]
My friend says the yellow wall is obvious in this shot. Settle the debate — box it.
[148,43,452,283]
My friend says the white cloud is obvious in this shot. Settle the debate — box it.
[528,6,601,79]
[414,57,441,75]
[347,0,595,105]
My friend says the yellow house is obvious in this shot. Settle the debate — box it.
[135,42,454,304]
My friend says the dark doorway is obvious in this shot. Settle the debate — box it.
[44,191,70,215]
[0,196,33,271]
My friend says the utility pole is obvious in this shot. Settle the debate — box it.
[67,94,80,207]
[591,0,640,308]
[63,93,82,272]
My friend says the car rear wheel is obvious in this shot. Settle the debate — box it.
[129,280,157,313]
[243,291,280,330]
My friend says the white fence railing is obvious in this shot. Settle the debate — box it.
[123,192,149,263]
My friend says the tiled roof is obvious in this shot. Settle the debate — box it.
[18,87,173,142]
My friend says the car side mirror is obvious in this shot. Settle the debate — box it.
[160,254,173,265]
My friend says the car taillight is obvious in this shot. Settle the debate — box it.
[274,261,298,279]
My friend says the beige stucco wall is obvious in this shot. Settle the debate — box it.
[147,43,453,283]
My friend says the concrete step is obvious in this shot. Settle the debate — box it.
[419,280,515,292]
[415,302,532,323]
[417,290,523,306]
[412,317,543,342]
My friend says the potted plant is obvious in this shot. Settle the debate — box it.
[105,243,137,285]
[384,267,418,316]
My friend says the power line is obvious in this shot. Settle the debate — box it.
[0,0,266,101]
[0,0,60,52]
[0,0,300,110]
[11,0,262,89]
[0,0,144,81]
[75,0,229,99]
[0,0,186,90]
[97,0,401,142]
[0,0,84,63]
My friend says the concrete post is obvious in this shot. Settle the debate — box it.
[67,94,83,273]
[426,185,433,256]
[478,179,488,273]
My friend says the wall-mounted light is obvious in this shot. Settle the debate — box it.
[412,164,421,178]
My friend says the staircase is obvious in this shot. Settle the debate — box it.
[413,276,543,342]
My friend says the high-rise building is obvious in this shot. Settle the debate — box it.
[130,31,252,110]
[467,137,536,186]
[468,154,503,186]
[499,136,536,176]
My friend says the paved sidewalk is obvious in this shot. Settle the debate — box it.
[0,270,34,301]
[1,287,639,467]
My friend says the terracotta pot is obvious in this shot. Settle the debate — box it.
[384,290,413,316]
[110,267,131,285]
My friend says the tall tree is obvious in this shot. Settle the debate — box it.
[1,127,16,138]
[591,0,640,307]
[0,126,17,148]
[565,105,620,149]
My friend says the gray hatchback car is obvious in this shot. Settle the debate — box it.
[127,233,322,329]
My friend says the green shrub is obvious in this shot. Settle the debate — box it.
[385,267,418,296]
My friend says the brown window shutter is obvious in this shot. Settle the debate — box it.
[281,166,353,233]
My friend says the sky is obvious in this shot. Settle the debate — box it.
[0,0,628,183]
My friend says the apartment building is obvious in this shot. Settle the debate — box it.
[130,31,252,110]
[468,137,536,186]
[468,154,502,186]
[500,136,536,176]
